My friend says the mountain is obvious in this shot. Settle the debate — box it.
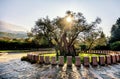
[0,21,28,38]
[0,31,28,38]
[0,21,27,33]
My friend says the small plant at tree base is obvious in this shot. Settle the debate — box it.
[21,56,37,64]
[21,56,29,61]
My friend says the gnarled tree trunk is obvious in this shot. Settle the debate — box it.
[57,33,77,57]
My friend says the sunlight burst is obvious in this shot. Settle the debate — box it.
[66,16,72,22]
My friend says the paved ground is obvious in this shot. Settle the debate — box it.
[0,53,26,62]
[0,53,120,79]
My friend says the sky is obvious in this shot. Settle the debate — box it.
[0,0,120,36]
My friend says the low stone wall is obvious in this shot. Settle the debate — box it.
[27,53,120,67]
[80,50,119,55]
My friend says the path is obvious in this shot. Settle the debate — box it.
[0,53,26,62]
[0,53,120,79]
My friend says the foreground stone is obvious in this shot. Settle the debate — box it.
[91,56,98,66]
[99,56,105,66]
[39,56,44,63]
[51,57,57,65]
[67,56,72,67]
[44,56,50,64]
[83,56,89,67]
[105,55,111,65]
[34,55,39,63]
[75,56,81,67]
[59,56,64,66]
[115,55,119,62]
[111,55,116,64]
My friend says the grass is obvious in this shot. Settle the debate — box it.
[40,53,56,61]
[0,49,55,53]
[0,50,33,53]
[79,53,105,63]
[41,53,56,57]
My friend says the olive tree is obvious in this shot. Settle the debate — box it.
[31,11,101,56]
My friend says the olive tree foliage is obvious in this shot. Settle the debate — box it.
[78,28,104,50]
[31,11,101,56]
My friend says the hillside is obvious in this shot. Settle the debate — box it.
[0,32,27,38]
[0,21,28,38]
[0,21,26,32]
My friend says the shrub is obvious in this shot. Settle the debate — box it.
[21,56,29,61]
[110,41,120,51]
[94,45,110,50]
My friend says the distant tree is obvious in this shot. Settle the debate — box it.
[110,41,120,51]
[31,11,101,56]
[110,18,120,43]
[96,31,107,46]
[93,31,108,50]
[79,30,106,50]
[108,18,120,50]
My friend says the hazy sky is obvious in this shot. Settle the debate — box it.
[0,0,120,36]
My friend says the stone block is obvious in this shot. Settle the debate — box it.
[105,55,111,65]
[35,55,39,62]
[67,56,72,66]
[58,56,64,66]
[119,54,120,62]
[115,55,119,62]
[91,56,98,66]
[51,57,56,65]
[45,56,50,64]
[75,56,81,67]
[29,54,32,60]
[83,56,89,67]
[39,56,44,63]
[111,55,116,64]
[27,54,31,59]
[99,56,105,66]
[31,54,35,61]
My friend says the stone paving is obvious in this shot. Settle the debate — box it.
[0,53,120,79]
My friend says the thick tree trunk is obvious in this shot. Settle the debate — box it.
[56,32,77,57]
[67,45,76,56]
[59,44,76,57]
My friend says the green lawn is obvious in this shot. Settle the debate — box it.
[79,53,105,62]
[0,50,31,53]
[40,53,56,57]
[0,49,55,53]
